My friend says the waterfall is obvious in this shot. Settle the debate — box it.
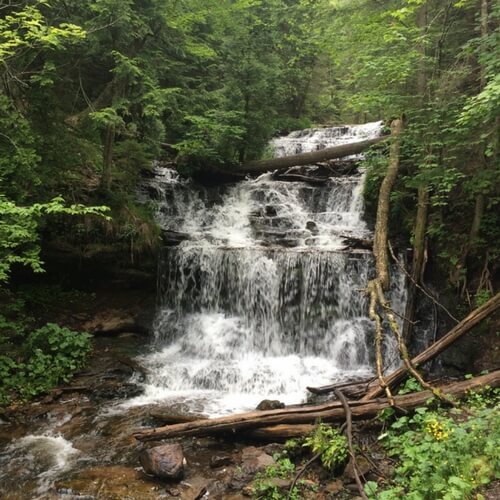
[130,122,405,415]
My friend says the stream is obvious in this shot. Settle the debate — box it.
[0,122,410,499]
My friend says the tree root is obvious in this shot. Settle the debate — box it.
[334,389,369,500]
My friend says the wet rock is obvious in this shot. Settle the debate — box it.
[267,477,292,489]
[82,310,141,336]
[229,447,276,489]
[162,230,191,247]
[242,484,254,496]
[165,487,181,496]
[140,443,185,480]
[56,465,166,500]
[55,488,96,499]
[325,479,344,494]
[343,456,371,480]
[241,446,275,474]
[256,399,285,411]
[91,381,143,401]
[210,454,233,468]
[265,205,278,217]
[306,220,319,234]
[263,443,284,456]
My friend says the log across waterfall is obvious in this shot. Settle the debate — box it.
[233,137,386,175]
[128,122,413,416]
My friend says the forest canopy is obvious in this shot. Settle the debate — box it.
[0,0,498,295]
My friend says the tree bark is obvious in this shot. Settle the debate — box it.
[404,3,429,341]
[243,424,316,441]
[453,0,489,286]
[373,120,403,290]
[230,136,385,176]
[362,291,500,400]
[133,371,499,441]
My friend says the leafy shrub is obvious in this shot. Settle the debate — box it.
[252,456,297,500]
[302,423,348,471]
[0,323,92,404]
[371,402,500,500]
[397,376,423,395]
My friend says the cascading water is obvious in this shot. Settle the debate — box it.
[0,122,408,498]
[129,121,406,415]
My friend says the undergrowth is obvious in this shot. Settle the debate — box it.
[0,290,92,406]
[252,423,348,499]
[366,385,500,500]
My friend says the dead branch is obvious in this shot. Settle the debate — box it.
[287,451,321,500]
[388,241,459,323]
[334,389,368,500]
[362,292,500,400]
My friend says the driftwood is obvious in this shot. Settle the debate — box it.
[133,371,499,441]
[362,291,500,400]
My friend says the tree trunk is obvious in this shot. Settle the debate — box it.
[454,0,489,285]
[404,3,429,341]
[404,185,429,341]
[373,119,403,290]
[133,371,499,441]
[362,291,500,400]
[231,136,385,175]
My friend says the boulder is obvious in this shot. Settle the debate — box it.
[161,230,191,247]
[325,479,344,495]
[256,399,285,411]
[241,446,275,474]
[306,221,319,234]
[210,454,233,468]
[343,456,371,480]
[140,444,184,480]
[229,447,275,489]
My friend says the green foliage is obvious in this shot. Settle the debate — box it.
[0,196,109,283]
[303,423,348,471]
[398,377,423,395]
[463,384,499,410]
[0,323,92,405]
[252,455,298,500]
[372,403,500,499]
[0,3,85,62]
[474,288,493,308]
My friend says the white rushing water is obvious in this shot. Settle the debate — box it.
[0,432,80,497]
[128,122,405,415]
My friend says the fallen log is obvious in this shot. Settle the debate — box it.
[341,235,374,251]
[307,378,375,397]
[362,292,500,400]
[243,424,316,441]
[233,137,386,175]
[133,370,499,441]
[273,173,329,185]
[149,411,208,425]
